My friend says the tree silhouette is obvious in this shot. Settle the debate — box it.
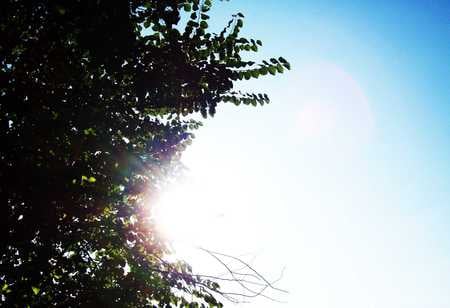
[0,0,289,306]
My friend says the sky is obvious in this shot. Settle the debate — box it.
[155,1,450,307]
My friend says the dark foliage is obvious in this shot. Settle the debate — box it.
[0,0,289,306]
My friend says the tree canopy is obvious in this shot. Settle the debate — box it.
[0,0,289,306]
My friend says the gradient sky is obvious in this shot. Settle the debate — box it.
[155,1,450,307]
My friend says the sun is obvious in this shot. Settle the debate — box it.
[151,148,262,263]
[153,170,237,255]
[154,179,211,246]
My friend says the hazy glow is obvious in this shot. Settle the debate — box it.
[294,62,374,144]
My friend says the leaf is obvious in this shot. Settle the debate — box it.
[278,56,288,64]
[268,66,277,75]
[56,5,66,15]
[276,63,284,73]
[31,286,40,295]
[183,3,192,11]
[258,67,268,75]
[83,127,96,136]
[81,175,96,184]
[232,97,240,106]
[187,20,197,27]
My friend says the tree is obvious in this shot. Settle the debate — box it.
[0,0,290,306]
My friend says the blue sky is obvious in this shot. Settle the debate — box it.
[156,1,450,307]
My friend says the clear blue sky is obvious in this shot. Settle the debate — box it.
[157,1,450,307]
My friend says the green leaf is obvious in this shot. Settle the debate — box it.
[187,20,197,27]
[83,127,96,136]
[56,5,66,15]
[250,70,259,78]
[259,66,268,75]
[197,28,205,36]
[31,286,40,295]
[183,3,192,11]
[268,66,277,75]
[278,56,288,64]
[276,63,284,73]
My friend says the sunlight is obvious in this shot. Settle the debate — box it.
[153,162,255,257]
[154,179,215,246]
